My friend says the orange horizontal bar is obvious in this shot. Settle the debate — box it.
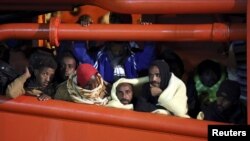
[0,23,50,40]
[0,0,246,14]
[0,23,246,46]
[0,95,221,138]
[58,23,246,42]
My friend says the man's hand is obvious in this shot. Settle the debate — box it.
[37,93,51,101]
[140,22,152,25]
[150,85,162,97]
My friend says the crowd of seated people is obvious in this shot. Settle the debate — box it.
[0,14,247,125]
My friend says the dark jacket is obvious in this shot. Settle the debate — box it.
[200,102,247,125]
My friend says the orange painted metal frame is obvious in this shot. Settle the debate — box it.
[0,1,248,141]
[0,95,225,141]
[0,20,246,47]
[0,0,246,14]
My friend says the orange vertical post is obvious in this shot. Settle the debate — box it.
[37,14,45,47]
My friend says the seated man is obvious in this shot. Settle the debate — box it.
[55,51,78,84]
[73,12,156,85]
[54,63,108,105]
[106,76,148,110]
[197,80,247,124]
[134,60,189,118]
[186,59,226,118]
[6,49,57,101]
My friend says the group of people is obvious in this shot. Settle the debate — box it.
[0,12,247,125]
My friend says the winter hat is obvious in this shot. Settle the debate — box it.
[77,63,97,87]
[216,80,241,102]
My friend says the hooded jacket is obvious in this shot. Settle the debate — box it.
[73,41,155,84]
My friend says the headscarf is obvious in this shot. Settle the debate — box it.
[67,73,107,105]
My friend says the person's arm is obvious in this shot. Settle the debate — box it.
[73,41,94,64]
[25,89,51,101]
[134,84,158,112]
[6,67,30,98]
[134,42,156,71]
[158,74,190,118]
[134,96,158,112]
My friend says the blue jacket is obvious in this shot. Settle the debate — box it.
[73,41,155,84]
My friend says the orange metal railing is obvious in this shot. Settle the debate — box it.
[0,0,246,14]
[0,18,246,46]
[0,95,224,141]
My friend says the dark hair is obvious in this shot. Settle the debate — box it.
[196,59,225,87]
[77,14,92,24]
[159,49,184,78]
[29,49,57,71]
[197,59,222,79]
[109,12,132,24]
[57,51,78,69]
[0,42,9,62]
[217,80,241,102]
[7,44,31,63]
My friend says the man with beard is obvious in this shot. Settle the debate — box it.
[106,76,148,110]
[134,60,189,118]
[197,80,247,124]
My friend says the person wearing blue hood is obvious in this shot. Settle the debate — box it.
[72,12,156,86]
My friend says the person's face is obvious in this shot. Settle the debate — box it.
[9,51,28,73]
[83,74,99,90]
[149,66,161,88]
[35,67,55,88]
[200,70,218,87]
[110,42,126,57]
[216,94,233,113]
[116,83,133,105]
[60,57,76,79]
